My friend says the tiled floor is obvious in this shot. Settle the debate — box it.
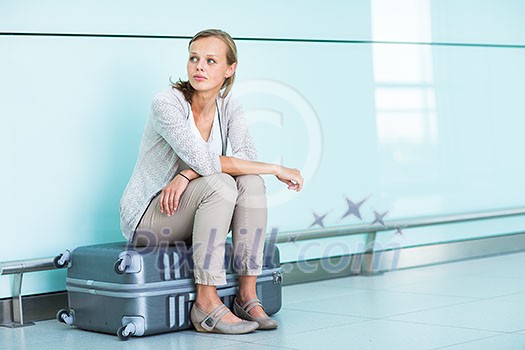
[2,252,525,349]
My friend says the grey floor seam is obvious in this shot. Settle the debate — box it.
[427,333,519,350]
[378,298,489,318]
[376,317,509,335]
[282,305,380,319]
[284,297,480,320]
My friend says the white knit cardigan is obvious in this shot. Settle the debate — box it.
[119,87,257,240]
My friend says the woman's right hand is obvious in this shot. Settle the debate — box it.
[159,174,191,216]
[275,166,304,192]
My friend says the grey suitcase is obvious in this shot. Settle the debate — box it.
[55,240,282,340]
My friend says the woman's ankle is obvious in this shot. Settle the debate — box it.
[237,293,258,305]
[195,284,222,311]
[237,275,258,304]
[194,299,220,312]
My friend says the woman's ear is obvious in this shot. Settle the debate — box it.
[225,62,237,78]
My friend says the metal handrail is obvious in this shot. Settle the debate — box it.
[0,254,67,328]
[0,257,57,276]
[275,207,525,243]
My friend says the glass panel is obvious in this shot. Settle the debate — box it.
[2,1,525,296]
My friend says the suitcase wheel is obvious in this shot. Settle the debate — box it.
[53,250,71,268]
[117,323,136,341]
[114,258,127,274]
[114,252,142,274]
[56,309,74,326]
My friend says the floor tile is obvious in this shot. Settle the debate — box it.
[192,308,369,342]
[379,275,525,299]
[389,298,525,332]
[0,320,243,350]
[214,343,300,350]
[290,252,525,297]
[441,253,525,280]
[429,333,525,350]
[311,263,478,292]
[284,289,473,318]
[393,252,525,281]
[254,319,499,350]
[489,291,525,304]
[282,283,362,304]
[311,270,442,291]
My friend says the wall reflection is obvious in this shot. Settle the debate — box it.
[371,0,439,188]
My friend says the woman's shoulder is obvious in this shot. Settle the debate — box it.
[218,91,242,116]
[152,86,186,104]
[150,86,189,115]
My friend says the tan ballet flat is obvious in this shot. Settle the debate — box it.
[190,304,259,334]
[233,298,278,330]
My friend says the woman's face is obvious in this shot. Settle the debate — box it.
[187,36,236,96]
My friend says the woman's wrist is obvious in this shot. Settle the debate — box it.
[273,164,283,176]
[177,172,191,182]
[178,168,200,181]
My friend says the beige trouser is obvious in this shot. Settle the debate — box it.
[133,173,268,286]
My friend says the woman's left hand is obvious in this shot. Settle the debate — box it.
[275,166,304,192]
[159,174,191,216]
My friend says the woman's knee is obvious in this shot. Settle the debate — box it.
[201,173,238,203]
[235,174,266,195]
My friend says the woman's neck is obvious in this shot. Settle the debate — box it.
[191,91,218,120]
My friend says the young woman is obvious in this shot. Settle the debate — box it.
[120,29,303,334]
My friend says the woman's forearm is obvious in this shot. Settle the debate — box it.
[220,156,280,176]
[182,156,302,192]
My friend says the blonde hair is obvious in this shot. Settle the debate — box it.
[171,29,238,102]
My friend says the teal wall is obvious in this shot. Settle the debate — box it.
[1,0,525,297]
